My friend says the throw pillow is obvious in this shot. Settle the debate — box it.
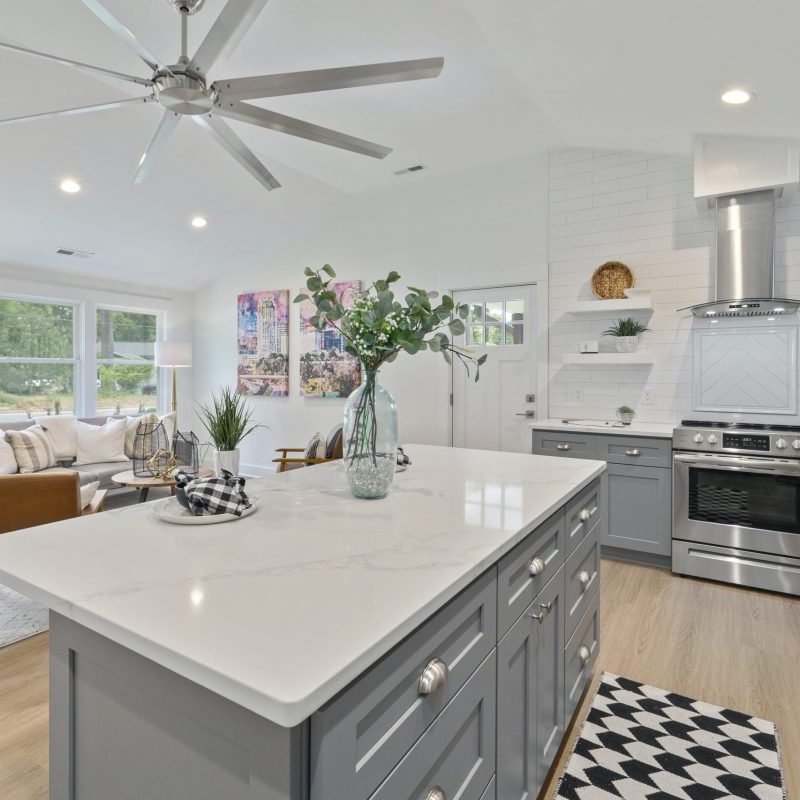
[125,414,158,458]
[4,425,57,474]
[75,418,129,466]
[159,411,177,442]
[0,431,18,474]
[305,432,325,462]
[79,480,100,510]
[35,415,78,460]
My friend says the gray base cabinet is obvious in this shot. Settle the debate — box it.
[49,481,602,800]
[533,429,672,563]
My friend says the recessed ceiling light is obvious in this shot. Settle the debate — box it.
[60,178,82,194]
[191,216,208,229]
[721,88,754,105]
[768,317,776,321]
[710,319,719,324]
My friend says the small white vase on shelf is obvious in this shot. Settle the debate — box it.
[213,449,240,476]
[615,336,639,353]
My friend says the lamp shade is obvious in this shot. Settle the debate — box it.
[155,340,192,368]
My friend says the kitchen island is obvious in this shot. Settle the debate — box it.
[0,445,605,800]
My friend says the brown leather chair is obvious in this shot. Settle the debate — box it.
[273,424,344,473]
[0,473,104,534]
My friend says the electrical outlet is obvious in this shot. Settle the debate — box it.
[642,388,653,405]
[565,387,584,403]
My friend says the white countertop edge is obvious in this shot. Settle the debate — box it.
[530,418,676,439]
[1,460,606,729]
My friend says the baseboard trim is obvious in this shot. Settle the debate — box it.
[601,546,671,571]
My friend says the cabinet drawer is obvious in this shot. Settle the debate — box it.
[480,776,496,800]
[564,525,599,641]
[370,652,496,800]
[533,431,596,459]
[565,478,601,556]
[564,591,600,723]
[497,508,565,637]
[600,435,671,468]
[310,571,497,800]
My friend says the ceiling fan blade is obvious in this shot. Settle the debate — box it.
[0,40,152,87]
[216,101,392,159]
[134,111,180,184]
[0,96,154,127]
[193,115,281,191]
[214,57,445,102]
[190,0,270,78]
[81,0,169,73]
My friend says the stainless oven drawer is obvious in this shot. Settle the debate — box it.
[672,540,800,597]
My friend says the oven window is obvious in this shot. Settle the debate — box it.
[688,468,800,535]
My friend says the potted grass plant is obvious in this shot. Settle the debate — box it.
[197,387,260,476]
[602,318,650,353]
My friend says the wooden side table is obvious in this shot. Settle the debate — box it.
[111,468,214,503]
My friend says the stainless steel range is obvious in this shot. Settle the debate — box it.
[672,420,800,596]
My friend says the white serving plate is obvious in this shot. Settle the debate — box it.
[152,496,261,525]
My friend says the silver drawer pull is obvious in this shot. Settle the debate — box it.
[426,788,446,800]
[579,508,591,522]
[529,601,552,622]
[557,443,571,451]
[418,658,448,696]
[578,570,591,589]
[625,448,641,456]
[529,557,545,577]
[578,645,591,665]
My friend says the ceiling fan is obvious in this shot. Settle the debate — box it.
[0,0,444,191]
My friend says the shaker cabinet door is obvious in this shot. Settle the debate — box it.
[604,464,672,556]
[496,567,565,800]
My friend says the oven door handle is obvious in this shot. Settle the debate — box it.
[674,453,800,476]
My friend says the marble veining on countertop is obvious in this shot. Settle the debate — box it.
[0,445,605,728]
[531,417,677,438]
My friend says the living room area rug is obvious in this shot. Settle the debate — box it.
[556,673,785,800]
[0,583,48,648]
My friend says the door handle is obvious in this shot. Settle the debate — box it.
[515,410,536,417]
[557,443,570,451]
[625,448,641,457]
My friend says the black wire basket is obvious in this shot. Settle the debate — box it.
[172,431,200,476]
[132,421,171,477]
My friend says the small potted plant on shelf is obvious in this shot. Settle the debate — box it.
[616,405,636,425]
[197,386,260,476]
[602,318,650,353]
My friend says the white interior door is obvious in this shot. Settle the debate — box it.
[452,285,537,453]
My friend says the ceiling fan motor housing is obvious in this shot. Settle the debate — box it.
[154,69,214,115]
[166,0,206,14]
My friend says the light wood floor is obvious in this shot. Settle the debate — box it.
[0,559,797,799]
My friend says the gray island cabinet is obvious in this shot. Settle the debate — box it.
[0,445,605,800]
[533,423,673,567]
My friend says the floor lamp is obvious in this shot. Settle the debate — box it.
[155,341,192,417]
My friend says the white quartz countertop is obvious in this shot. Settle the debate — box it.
[531,418,676,439]
[0,445,605,728]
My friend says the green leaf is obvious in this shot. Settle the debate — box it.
[304,267,315,277]
[322,264,336,277]
[477,354,488,365]
[386,271,400,283]
[458,304,469,320]
[293,293,309,303]
[428,337,442,352]
[441,294,454,311]
[449,318,466,336]
[375,279,387,292]
[442,350,452,366]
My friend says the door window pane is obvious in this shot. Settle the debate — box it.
[460,295,526,347]
[485,302,504,323]
[505,299,524,323]
[468,326,484,346]
[485,324,503,346]
[468,304,484,324]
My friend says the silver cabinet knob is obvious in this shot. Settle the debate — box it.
[624,448,641,456]
[418,658,448,696]
[529,557,545,577]
[556,442,570,451]
[578,645,591,665]
[529,601,552,622]
[578,570,591,589]
[579,508,591,522]
[426,788,446,800]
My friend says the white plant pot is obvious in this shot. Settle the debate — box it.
[615,336,639,353]
[213,449,240,476]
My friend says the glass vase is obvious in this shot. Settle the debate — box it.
[343,371,398,499]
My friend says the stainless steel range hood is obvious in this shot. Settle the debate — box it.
[682,188,800,318]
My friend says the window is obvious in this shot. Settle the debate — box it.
[466,297,525,347]
[96,308,160,416]
[0,298,78,421]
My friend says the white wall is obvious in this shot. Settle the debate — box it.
[0,263,194,420]
[546,147,800,424]
[193,155,548,473]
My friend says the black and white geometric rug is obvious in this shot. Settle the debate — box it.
[556,673,786,800]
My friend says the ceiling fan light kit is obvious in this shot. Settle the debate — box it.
[0,0,445,194]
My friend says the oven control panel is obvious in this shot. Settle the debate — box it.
[722,433,770,451]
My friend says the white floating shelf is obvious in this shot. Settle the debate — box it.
[565,297,653,316]
[562,352,655,366]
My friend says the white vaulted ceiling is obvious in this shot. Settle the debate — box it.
[0,0,799,288]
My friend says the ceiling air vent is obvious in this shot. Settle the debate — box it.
[56,248,94,258]
[393,164,426,176]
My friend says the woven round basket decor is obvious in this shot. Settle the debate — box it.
[591,261,635,299]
